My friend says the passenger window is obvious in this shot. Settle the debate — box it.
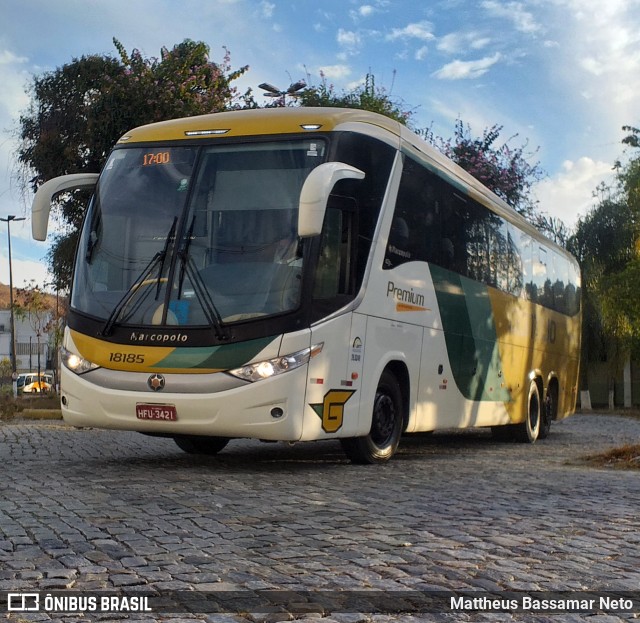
[384,156,444,270]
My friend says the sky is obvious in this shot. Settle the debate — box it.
[1,0,639,289]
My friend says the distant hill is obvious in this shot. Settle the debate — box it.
[0,282,57,310]
[0,282,14,309]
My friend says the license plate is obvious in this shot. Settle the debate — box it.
[136,403,177,421]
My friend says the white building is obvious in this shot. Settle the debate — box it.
[0,308,53,374]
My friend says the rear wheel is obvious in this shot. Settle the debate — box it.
[173,435,229,455]
[514,381,541,443]
[539,384,557,440]
[341,370,403,464]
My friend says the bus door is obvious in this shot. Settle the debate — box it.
[305,198,363,439]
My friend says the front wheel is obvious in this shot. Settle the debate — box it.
[340,370,403,464]
[173,435,230,455]
[514,381,541,443]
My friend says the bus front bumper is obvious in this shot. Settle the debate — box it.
[60,365,309,441]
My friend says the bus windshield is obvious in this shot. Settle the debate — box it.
[72,139,326,327]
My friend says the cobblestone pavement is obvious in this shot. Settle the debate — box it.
[1,413,639,623]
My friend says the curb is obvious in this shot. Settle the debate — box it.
[20,409,63,420]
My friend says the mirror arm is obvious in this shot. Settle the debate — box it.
[298,163,364,238]
[32,173,99,241]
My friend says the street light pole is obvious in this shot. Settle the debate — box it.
[258,80,306,106]
[1,215,26,386]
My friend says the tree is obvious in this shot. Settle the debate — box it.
[428,119,545,223]
[568,136,640,398]
[298,72,413,126]
[13,282,56,385]
[17,38,253,289]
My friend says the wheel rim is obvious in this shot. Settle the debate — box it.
[371,392,396,447]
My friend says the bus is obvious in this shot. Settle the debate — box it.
[17,372,53,394]
[31,108,581,463]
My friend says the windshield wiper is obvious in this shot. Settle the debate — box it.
[177,216,230,341]
[100,220,177,337]
[156,217,177,299]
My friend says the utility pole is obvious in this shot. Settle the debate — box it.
[1,215,26,394]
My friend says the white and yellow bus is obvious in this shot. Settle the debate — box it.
[32,108,581,463]
[17,372,53,394]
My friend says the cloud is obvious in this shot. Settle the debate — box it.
[260,1,275,18]
[0,253,51,289]
[0,50,28,65]
[318,64,352,80]
[545,0,640,166]
[386,21,435,42]
[415,46,429,61]
[0,48,30,119]
[567,1,640,105]
[351,4,374,19]
[437,32,491,55]
[533,157,615,228]
[481,1,541,34]
[433,53,501,80]
[337,28,362,50]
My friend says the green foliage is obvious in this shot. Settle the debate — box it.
[622,125,640,149]
[569,196,637,277]
[18,38,253,289]
[599,259,640,341]
[298,73,413,126]
[108,39,252,124]
[568,129,640,379]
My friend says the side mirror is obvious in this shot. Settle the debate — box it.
[32,173,99,241]
[298,162,364,237]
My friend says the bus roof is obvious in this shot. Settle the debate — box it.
[116,107,403,145]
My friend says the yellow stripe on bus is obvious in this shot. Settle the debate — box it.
[69,330,175,372]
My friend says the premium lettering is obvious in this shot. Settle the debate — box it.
[386,281,425,307]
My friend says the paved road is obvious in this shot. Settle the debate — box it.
[1,413,639,623]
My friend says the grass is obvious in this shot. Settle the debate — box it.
[579,408,640,470]
[581,444,640,470]
[0,392,62,421]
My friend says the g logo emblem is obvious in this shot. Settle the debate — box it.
[310,389,356,433]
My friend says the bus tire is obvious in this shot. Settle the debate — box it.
[173,435,230,455]
[515,381,541,443]
[340,369,403,464]
[539,383,557,440]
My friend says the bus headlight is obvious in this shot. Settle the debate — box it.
[61,346,99,375]
[228,343,323,383]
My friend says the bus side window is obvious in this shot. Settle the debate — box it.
[384,155,438,270]
[439,189,468,274]
[507,224,524,296]
[520,232,535,303]
[566,261,581,316]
